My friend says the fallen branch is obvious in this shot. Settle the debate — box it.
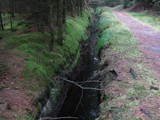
[76,89,83,112]
[59,77,102,91]
[80,72,102,85]
[39,117,78,120]
[81,78,101,86]
[77,80,101,84]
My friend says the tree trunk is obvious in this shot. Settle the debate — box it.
[49,31,54,51]
[57,0,63,45]
[48,0,55,51]
[70,0,75,16]
[11,0,15,18]
[62,0,66,24]
[123,0,128,9]
[10,13,13,31]
[0,7,4,31]
[77,0,80,15]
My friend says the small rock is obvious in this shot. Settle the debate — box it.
[130,68,138,80]
[6,103,12,110]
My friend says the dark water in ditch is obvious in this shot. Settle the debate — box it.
[57,12,100,120]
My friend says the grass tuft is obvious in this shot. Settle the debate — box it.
[5,33,49,48]
[13,114,34,120]
[127,84,147,99]
[0,60,8,78]
[0,83,7,90]
[97,8,141,59]
[64,10,89,55]
[4,10,89,90]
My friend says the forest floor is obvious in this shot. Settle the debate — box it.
[98,7,160,120]
[0,35,35,120]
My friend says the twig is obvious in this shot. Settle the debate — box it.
[76,89,83,112]
[84,0,90,10]
[80,73,101,85]
[59,77,102,91]
[77,80,101,84]
[81,78,101,85]
[39,117,78,120]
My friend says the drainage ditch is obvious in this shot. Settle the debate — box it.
[57,11,100,120]
[39,8,101,120]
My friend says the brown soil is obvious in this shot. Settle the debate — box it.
[0,46,36,119]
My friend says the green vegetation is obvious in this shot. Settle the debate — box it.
[13,114,33,120]
[97,8,112,50]
[2,13,25,30]
[127,84,147,99]
[97,7,141,59]
[0,83,6,90]
[4,10,89,90]
[0,60,8,78]
[129,12,160,31]
[0,118,6,120]
[0,30,15,38]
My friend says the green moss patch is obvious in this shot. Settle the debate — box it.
[0,60,8,78]
[97,7,141,58]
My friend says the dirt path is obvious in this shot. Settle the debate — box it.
[113,10,160,78]
[98,9,160,120]
[0,51,34,119]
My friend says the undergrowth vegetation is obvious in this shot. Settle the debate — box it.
[4,10,89,90]
[1,13,27,32]
[0,60,8,78]
[129,12,160,31]
[97,7,141,59]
